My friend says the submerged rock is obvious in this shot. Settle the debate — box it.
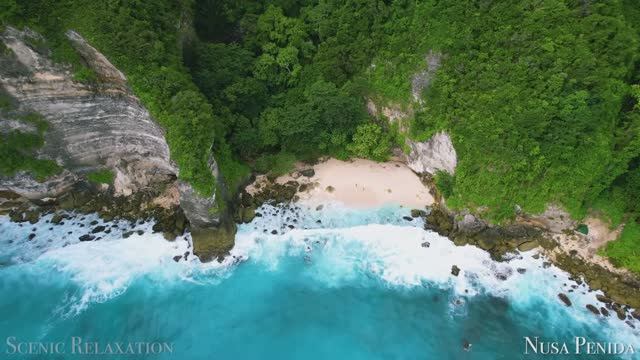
[78,234,95,242]
[585,304,600,316]
[558,293,572,306]
[91,225,106,233]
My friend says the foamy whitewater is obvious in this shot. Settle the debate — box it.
[0,204,638,359]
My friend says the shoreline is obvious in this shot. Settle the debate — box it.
[246,158,435,209]
[243,157,640,312]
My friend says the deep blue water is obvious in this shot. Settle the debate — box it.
[0,204,638,359]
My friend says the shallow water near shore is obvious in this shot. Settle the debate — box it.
[0,204,638,359]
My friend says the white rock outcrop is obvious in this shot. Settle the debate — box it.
[405,132,457,175]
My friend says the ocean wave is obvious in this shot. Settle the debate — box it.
[1,203,638,346]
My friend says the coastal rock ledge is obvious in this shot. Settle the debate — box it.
[0,27,231,261]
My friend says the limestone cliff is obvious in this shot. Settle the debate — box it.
[0,27,231,261]
[368,51,457,176]
[405,132,457,175]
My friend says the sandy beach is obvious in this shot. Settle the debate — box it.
[247,158,434,209]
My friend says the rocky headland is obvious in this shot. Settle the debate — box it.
[0,27,233,261]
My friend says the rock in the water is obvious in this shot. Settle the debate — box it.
[28,233,36,241]
[424,206,454,236]
[558,293,572,306]
[172,255,182,262]
[600,307,610,317]
[79,234,95,241]
[585,304,600,316]
[517,268,526,274]
[410,209,426,218]
[91,225,106,234]
[615,307,626,320]
[241,207,256,223]
[421,241,430,248]
[402,216,413,221]
[123,231,134,238]
[271,230,278,235]
[462,340,472,352]
[632,310,640,320]
[451,265,460,276]
[596,294,612,303]
[191,225,236,263]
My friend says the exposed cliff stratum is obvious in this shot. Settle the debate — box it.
[0,27,232,261]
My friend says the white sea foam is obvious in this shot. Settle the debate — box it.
[1,203,638,345]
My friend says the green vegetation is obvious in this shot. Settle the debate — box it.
[86,169,114,185]
[254,152,296,177]
[0,88,60,180]
[348,123,393,162]
[0,106,61,180]
[602,222,640,274]
[434,171,455,200]
[12,0,230,196]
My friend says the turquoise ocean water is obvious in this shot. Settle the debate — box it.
[0,204,638,359]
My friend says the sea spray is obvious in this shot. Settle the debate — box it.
[0,203,638,359]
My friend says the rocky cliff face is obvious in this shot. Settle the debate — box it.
[0,27,175,196]
[0,27,230,261]
[405,132,457,175]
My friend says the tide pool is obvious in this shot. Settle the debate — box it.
[0,204,638,359]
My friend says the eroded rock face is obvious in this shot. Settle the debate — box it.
[178,152,222,228]
[405,132,457,175]
[0,27,176,197]
[0,27,230,261]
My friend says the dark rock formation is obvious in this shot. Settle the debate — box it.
[191,223,236,263]
[451,265,460,276]
[410,209,426,218]
[554,253,640,309]
[299,168,315,177]
[91,225,106,233]
[79,234,95,241]
[425,205,548,260]
[585,304,600,316]
[558,293,572,306]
